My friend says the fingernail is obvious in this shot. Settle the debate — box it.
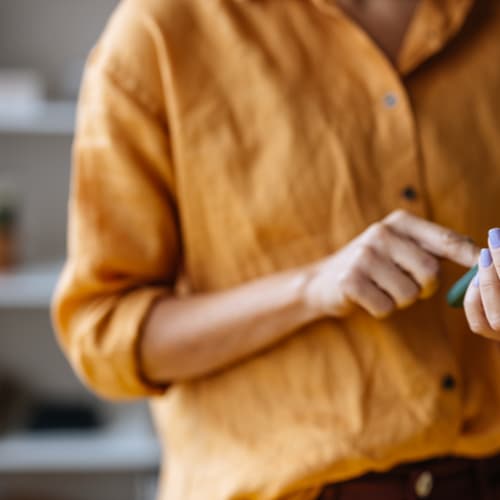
[489,228,500,249]
[473,274,480,287]
[480,248,492,268]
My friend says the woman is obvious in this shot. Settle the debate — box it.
[52,0,500,498]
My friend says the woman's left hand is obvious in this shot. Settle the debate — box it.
[464,228,500,339]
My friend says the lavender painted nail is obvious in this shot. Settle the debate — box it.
[480,248,493,268]
[473,274,480,287]
[489,228,500,249]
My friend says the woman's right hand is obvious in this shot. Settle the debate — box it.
[140,209,479,383]
[304,210,480,319]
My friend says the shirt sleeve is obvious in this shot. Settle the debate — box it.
[51,58,181,400]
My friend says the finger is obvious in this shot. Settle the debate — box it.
[343,271,395,319]
[358,246,420,308]
[463,274,497,339]
[364,224,439,298]
[478,248,500,332]
[384,210,480,268]
[488,228,500,280]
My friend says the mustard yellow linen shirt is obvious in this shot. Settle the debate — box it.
[52,0,500,498]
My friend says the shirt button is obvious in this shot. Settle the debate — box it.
[402,186,418,201]
[414,471,434,498]
[441,374,456,391]
[383,92,398,108]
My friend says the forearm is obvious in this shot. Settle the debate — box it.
[140,265,319,384]
[140,210,481,386]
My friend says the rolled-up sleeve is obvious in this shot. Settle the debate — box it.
[51,58,180,400]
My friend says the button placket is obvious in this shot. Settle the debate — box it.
[377,80,427,217]
[311,0,429,218]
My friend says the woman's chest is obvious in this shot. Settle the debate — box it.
[165,2,500,288]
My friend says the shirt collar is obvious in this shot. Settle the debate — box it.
[254,0,476,75]
[398,0,475,74]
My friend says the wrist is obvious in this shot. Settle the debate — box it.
[294,261,325,323]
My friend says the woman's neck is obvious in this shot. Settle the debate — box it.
[336,0,420,64]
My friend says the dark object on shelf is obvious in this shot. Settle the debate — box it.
[0,378,14,432]
[0,374,17,432]
[26,401,101,432]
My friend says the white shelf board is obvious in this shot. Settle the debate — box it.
[0,260,63,308]
[0,101,76,135]
[0,410,161,473]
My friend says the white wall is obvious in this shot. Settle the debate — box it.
[0,2,159,499]
[0,0,119,404]
[0,0,118,98]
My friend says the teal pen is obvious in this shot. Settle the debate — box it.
[447,264,479,308]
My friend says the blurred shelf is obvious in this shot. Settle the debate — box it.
[0,101,76,135]
[0,260,63,308]
[0,408,161,473]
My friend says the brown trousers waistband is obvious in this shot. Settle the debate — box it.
[318,454,500,500]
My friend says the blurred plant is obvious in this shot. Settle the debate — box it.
[0,181,19,269]
[0,202,16,230]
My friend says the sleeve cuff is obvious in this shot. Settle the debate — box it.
[68,286,171,400]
